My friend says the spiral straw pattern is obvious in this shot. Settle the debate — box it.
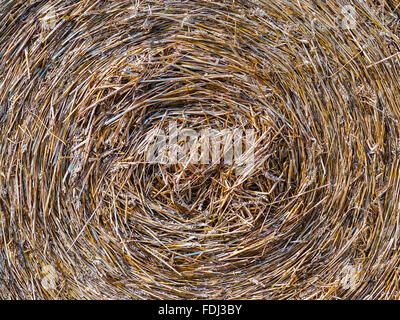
[1,0,400,299]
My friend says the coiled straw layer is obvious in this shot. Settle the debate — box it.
[1,0,400,299]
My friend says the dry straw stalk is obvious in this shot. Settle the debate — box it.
[1,0,400,299]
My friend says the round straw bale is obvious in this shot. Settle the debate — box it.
[1,0,400,299]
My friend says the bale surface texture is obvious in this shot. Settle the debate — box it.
[1,0,400,299]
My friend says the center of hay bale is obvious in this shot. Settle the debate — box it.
[2,0,400,299]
